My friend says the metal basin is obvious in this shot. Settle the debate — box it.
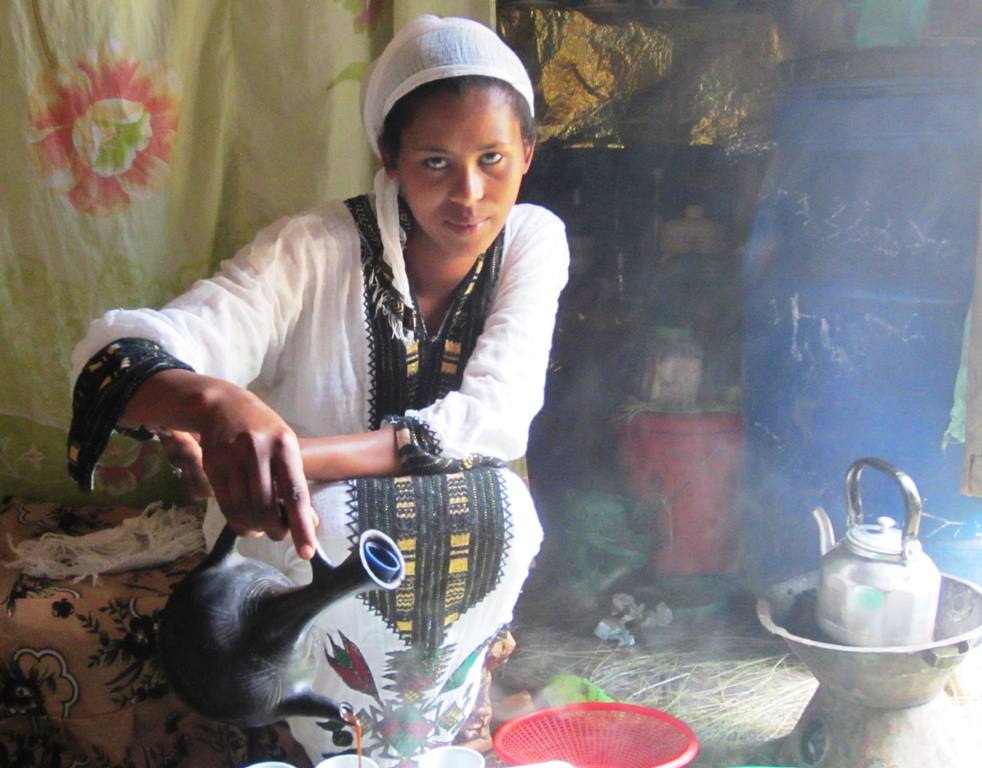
[757,571,982,709]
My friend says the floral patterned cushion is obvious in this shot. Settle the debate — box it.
[0,497,311,768]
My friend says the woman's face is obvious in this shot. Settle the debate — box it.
[384,85,534,263]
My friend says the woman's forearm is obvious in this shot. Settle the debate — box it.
[119,368,235,434]
[120,366,319,559]
[123,370,402,483]
[299,427,401,482]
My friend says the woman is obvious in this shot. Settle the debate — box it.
[68,15,568,766]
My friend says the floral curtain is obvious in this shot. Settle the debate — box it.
[0,0,490,507]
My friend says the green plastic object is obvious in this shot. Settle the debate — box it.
[540,674,614,708]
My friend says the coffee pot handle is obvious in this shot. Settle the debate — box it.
[845,457,924,546]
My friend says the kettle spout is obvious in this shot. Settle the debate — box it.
[811,506,835,556]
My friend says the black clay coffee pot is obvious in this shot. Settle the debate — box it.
[158,525,405,726]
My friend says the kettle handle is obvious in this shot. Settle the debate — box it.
[845,457,924,549]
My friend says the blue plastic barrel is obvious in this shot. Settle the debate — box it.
[742,47,982,590]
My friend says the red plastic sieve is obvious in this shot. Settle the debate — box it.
[493,702,699,768]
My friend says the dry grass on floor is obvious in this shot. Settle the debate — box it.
[501,623,815,758]
[501,604,982,767]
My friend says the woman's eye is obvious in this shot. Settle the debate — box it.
[480,152,503,165]
[424,157,448,170]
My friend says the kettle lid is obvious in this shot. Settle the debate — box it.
[846,516,911,559]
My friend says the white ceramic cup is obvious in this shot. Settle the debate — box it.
[241,762,297,768]
[512,763,575,768]
[314,755,380,768]
[416,745,485,768]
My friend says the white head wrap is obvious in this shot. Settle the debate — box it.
[361,15,535,317]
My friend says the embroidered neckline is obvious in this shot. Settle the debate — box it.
[344,194,503,429]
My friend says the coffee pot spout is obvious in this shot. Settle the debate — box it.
[276,692,355,723]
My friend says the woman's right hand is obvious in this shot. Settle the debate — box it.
[157,429,213,501]
[198,382,318,555]
[122,370,318,560]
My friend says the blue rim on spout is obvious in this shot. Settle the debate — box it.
[359,530,406,589]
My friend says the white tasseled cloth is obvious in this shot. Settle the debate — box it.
[361,14,535,307]
[5,502,205,583]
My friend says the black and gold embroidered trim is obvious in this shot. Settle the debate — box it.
[343,195,503,436]
[67,338,193,490]
[386,415,504,475]
[348,466,511,650]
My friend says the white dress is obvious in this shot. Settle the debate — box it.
[72,196,569,766]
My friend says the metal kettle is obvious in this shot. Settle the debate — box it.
[812,457,941,647]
